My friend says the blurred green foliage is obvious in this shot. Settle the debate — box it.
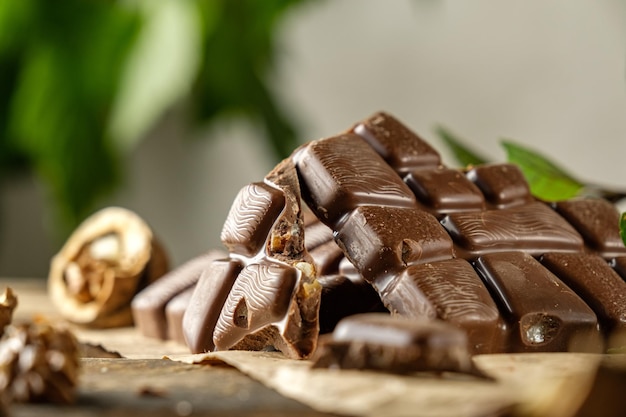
[0,0,310,233]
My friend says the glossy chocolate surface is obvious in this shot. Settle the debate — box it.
[131,250,226,341]
[475,252,601,352]
[312,313,479,376]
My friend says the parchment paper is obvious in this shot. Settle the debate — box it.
[167,350,601,417]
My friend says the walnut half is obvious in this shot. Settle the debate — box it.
[48,207,168,328]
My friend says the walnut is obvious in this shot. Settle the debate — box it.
[0,322,79,404]
[0,288,17,336]
[48,207,169,328]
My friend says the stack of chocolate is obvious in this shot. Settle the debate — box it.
[132,112,626,364]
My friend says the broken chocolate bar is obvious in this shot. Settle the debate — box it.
[162,110,626,359]
[312,313,484,377]
[183,158,321,358]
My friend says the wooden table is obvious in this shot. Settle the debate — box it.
[4,278,626,417]
[4,278,335,417]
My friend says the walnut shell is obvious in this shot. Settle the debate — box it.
[0,288,17,337]
[48,207,168,328]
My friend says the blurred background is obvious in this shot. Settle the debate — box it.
[1,0,626,278]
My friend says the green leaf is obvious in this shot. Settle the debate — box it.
[435,125,490,167]
[620,212,626,248]
[501,140,584,201]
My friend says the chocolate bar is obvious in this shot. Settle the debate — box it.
[167,111,626,359]
[312,313,483,377]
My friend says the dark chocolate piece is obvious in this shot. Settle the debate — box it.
[404,166,485,216]
[475,252,602,353]
[335,206,454,291]
[312,313,484,377]
[295,133,418,227]
[466,163,533,208]
[384,259,505,354]
[441,202,584,257]
[554,198,626,257]
[352,112,441,173]
[318,275,387,334]
[131,250,225,340]
[541,252,626,340]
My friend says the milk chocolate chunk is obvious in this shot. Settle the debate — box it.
[220,182,285,257]
[352,112,441,173]
[475,252,601,352]
[541,252,626,338]
[554,198,626,257]
[309,240,344,275]
[335,206,454,291]
[295,133,417,227]
[441,202,584,257]
[312,313,482,377]
[132,250,225,340]
[466,163,533,208]
[318,275,387,334]
[385,259,504,354]
[182,259,242,353]
[213,261,299,350]
[404,166,485,216]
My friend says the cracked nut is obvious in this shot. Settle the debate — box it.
[0,322,80,404]
[0,288,17,336]
[48,207,168,328]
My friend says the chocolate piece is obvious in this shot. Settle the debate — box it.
[352,111,441,173]
[466,163,533,208]
[220,182,285,257]
[182,259,242,353]
[309,240,344,275]
[165,286,195,345]
[304,219,335,251]
[295,133,417,227]
[214,261,299,350]
[318,275,387,334]
[554,198,626,257]
[312,313,483,377]
[441,202,584,257]
[541,252,626,340]
[404,166,485,216]
[475,252,602,352]
[384,259,504,354]
[335,206,454,291]
[184,158,321,359]
[131,250,225,340]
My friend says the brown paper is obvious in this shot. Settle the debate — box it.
[167,350,602,417]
